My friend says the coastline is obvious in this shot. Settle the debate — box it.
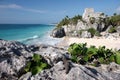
[57,37,120,50]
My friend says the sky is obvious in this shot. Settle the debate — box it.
[0,0,120,24]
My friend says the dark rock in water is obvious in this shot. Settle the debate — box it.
[51,28,66,38]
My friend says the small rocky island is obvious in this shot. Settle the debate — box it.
[0,8,120,80]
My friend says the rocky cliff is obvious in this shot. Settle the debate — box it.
[51,8,120,38]
[0,39,120,80]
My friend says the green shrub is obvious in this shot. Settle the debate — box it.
[71,15,82,25]
[79,30,86,36]
[56,15,83,28]
[68,43,88,63]
[56,16,70,28]
[97,46,114,64]
[108,27,117,33]
[88,28,96,37]
[89,17,95,24]
[114,51,120,64]
[110,14,120,26]
[94,31,101,37]
[68,43,119,66]
[24,54,50,75]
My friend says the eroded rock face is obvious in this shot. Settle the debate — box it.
[51,28,66,38]
[117,26,120,34]
[0,39,33,80]
[0,39,32,58]
[21,62,120,80]
[81,31,92,38]
[0,39,120,80]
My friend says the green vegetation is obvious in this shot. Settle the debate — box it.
[87,28,96,37]
[108,27,117,33]
[114,52,120,64]
[94,31,101,37]
[71,15,82,25]
[79,29,86,35]
[100,13,105,16]
[110,15,120,26]
[56,16,70,28]
[104,14,120,27]
[89,17,95,24]
[56,12,120,30]
[68,43,120,66]
[24,54,50,75]
[56,15,82,28]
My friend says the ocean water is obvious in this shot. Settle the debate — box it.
[0,24,62,45]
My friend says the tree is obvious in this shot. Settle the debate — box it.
[113,13,117,16]
[100,13,104,16]
[71,15,82,25]
[56,16,70,28]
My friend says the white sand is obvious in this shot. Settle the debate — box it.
[57,37,120,50]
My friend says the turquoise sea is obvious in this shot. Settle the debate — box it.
[0,24,61,45]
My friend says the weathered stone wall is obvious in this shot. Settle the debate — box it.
[82,8,105,21]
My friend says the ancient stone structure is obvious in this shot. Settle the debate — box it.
[82,8,105,21]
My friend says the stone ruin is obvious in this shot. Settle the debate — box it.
[82,8,105,22]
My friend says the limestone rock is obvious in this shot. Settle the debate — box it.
[81,31,92,38]
[51,28,66,38]
[117,26,120,34]
[19,72,32,80]
[34,45,67,66]
[0,39,32,79]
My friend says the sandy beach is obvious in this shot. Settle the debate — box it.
[57,37,120,50]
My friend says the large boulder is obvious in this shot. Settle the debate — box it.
[51,28,66,38]
[1,39,120,80]
[30,44,68,66]
[81,31,92,38]
[0,39,32,79]
[117,26,120,34]
[21,61,120,80]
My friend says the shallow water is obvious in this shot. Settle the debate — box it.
[0,24,61,45]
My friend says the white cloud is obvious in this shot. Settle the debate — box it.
[0,4,46,13]
[0,4,22,9]
[116,6,120,14]
[24,8,45,13]
[0,4,66,14]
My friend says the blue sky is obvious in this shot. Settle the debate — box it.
[0,0,120,24]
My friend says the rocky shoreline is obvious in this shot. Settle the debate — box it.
[0,8,120,80]
[0,39,120,80]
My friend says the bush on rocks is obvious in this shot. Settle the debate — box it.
[68,43,120,66]
[24,54,51,75]
[108,27,117,33]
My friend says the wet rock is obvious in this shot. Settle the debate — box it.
[51,28,66,38]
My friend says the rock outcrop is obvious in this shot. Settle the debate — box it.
[51,8,108,38]
[21,62,120,80]
[81,31,92,38]
[0,39,32,80]
[51,8,120,38]
[0,39,120,80]
[51,28,66,38]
